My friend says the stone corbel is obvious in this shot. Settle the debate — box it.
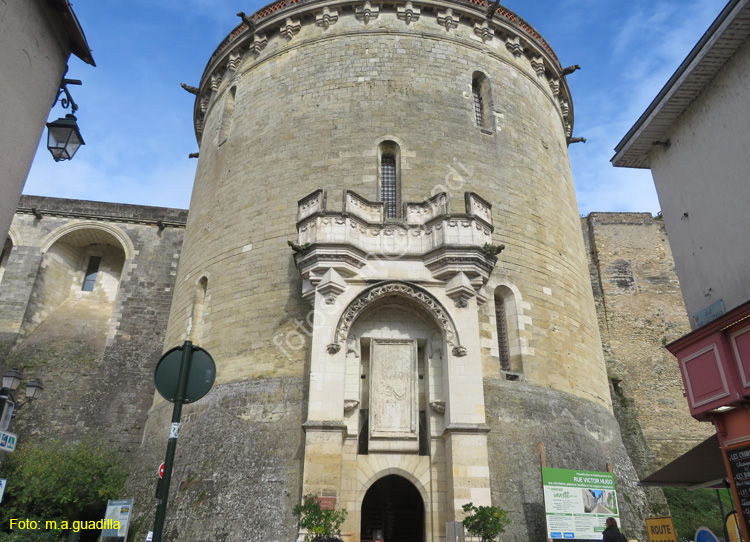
[281,18,301,40]
[560,101,570,119]
[227,51,242,72]
[210,72,223,92]
[356,2,379,24]
[548,78,560,97]
[452,346,467,357]
[505,36,523,58]
[437,9,459,31]
[530,56,545,78]
[344,400,360,412]
[473,21,494,42]
[249,34,268,55]
[317,268,348,305]
[397,2,420,24]
[327,343,341,354]
[429,401,446,414]
[445,272,476,308]
[316,7,339,29]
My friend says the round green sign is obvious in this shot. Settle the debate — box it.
[154,345,216,403]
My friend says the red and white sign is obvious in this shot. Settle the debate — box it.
[158,462,165,479]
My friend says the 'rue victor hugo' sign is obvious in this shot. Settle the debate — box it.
[725,443,750,537]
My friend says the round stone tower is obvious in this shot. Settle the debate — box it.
[128,1,649,540]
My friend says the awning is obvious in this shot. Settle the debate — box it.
[640,434,729,490]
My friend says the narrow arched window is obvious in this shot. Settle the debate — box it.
[494,285,522,375]
[472,79,484,127]
[472,72,493,132]
[218,86,236,146]
[378,141,401,219]
[495,295,511,371]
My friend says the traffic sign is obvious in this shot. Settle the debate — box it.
[154,345,216,403]
[158,463,173,479]
[0,479,6,503]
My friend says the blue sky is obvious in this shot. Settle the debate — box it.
[24,0,727,214]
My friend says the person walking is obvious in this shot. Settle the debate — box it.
[602,517,627,542]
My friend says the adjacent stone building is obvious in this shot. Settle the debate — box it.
[0,195,186,451]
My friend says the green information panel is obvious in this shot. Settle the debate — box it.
[542,467,619,540]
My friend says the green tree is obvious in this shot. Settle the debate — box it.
[0,437,128,542]
[293,494,348,542]
[462,502,511,542]
[663,487,733,539]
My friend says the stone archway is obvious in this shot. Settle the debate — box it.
[361,474,425,542]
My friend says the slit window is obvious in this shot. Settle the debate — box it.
[82,256,102,292]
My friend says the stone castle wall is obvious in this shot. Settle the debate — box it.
[582,213,713,473]
[0,195,186,452]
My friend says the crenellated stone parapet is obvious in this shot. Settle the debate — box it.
[292,190,499,306]
[191,0,574,144]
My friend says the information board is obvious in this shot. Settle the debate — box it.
[542,468,619,540]
[725,442,750,538]
[102,498,133,538]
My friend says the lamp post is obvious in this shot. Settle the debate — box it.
[0,369,43,432]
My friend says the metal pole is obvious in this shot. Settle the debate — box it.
[152,340,193,542]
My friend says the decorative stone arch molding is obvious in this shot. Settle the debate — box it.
[488,277,528,374]
[334,281,462,349]
[40,221,136,260]
[6,224,22,247]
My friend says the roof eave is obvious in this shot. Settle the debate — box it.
[612,0,748,169]
[46,0,96,66]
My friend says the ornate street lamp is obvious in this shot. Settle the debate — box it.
[46,69,85,162]
[46,114,85,161]
[0,369,43,432]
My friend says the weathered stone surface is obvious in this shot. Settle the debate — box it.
[484,377,652,541]
[582,213,713,471]
[125,378,306,542]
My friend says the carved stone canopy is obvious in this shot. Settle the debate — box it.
[291,190,500,305]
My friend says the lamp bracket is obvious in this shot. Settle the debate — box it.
[54,77,82,112]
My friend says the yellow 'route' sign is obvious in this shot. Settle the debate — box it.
[645,516,678,542]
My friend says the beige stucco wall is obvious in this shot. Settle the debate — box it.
[0,0,72,244]
[649,36,750,324]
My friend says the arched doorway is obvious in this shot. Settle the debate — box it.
[361,475,424,542]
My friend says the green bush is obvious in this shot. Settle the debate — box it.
[0,438,128,542]
[293,494,347,542]
[462,502,511,542]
